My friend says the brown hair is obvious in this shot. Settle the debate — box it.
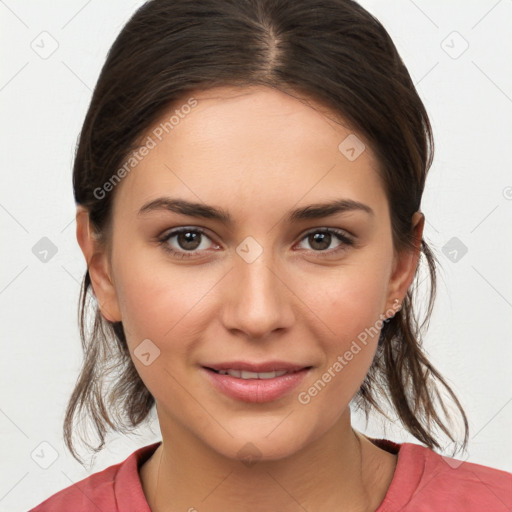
[66,0,469,464]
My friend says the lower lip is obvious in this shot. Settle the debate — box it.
[202,367,310,403]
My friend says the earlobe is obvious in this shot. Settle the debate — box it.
[75,207,122,323]
[386,211,425,309]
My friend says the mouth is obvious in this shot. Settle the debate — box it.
[205,368,308,379]
[201,361,312,403]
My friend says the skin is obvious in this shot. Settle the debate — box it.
[76,85,424,511]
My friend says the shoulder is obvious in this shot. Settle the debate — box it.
[29,462,120,511]
[378,441,512,512]
[29,442,160,512]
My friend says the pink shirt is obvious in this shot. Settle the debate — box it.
[30,438,512,511]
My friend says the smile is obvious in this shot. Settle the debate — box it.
[201,362,312,403]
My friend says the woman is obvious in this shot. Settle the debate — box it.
[31,0,511,510]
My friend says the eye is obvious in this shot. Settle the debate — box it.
[296,228,354,255]
[157,226,355,260]
[157,227,218,259]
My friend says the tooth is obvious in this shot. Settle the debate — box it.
[258,371,277,379]
[217,369,290,379]
[240,370,259,379]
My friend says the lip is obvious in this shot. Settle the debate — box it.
[203,360,307,373]
[201,361,311,403]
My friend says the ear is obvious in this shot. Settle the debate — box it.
[76,206,122,323]
[386,211,425,309]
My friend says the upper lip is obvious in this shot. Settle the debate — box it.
[203,361,310,373]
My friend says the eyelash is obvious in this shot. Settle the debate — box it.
[157,226,355,260]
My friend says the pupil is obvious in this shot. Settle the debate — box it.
[179,231,200,250]
[311,233,330,250]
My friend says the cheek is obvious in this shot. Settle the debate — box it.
[294,274,387,422]
[299,260,390,345]
[112,262,216,405]
[290,250,391,405]
[110,229,232,389]
[113,253,217,356]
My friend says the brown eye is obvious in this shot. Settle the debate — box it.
[158,227,216,259]
[176,231,202,251]
[308,232,333,251]
[297,228,354,255]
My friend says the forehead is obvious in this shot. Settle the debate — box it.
[112,85,387,221]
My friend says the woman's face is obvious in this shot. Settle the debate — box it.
[79,85,422,461]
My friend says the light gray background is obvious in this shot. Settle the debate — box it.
[1,0,511,510]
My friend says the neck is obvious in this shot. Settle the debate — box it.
[141,411,396,512]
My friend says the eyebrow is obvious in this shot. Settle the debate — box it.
[137,197,374,223]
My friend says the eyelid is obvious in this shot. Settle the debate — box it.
[158,226,218,247]
[300,226,354,241]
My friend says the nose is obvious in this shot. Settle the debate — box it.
[220,250,296,340]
